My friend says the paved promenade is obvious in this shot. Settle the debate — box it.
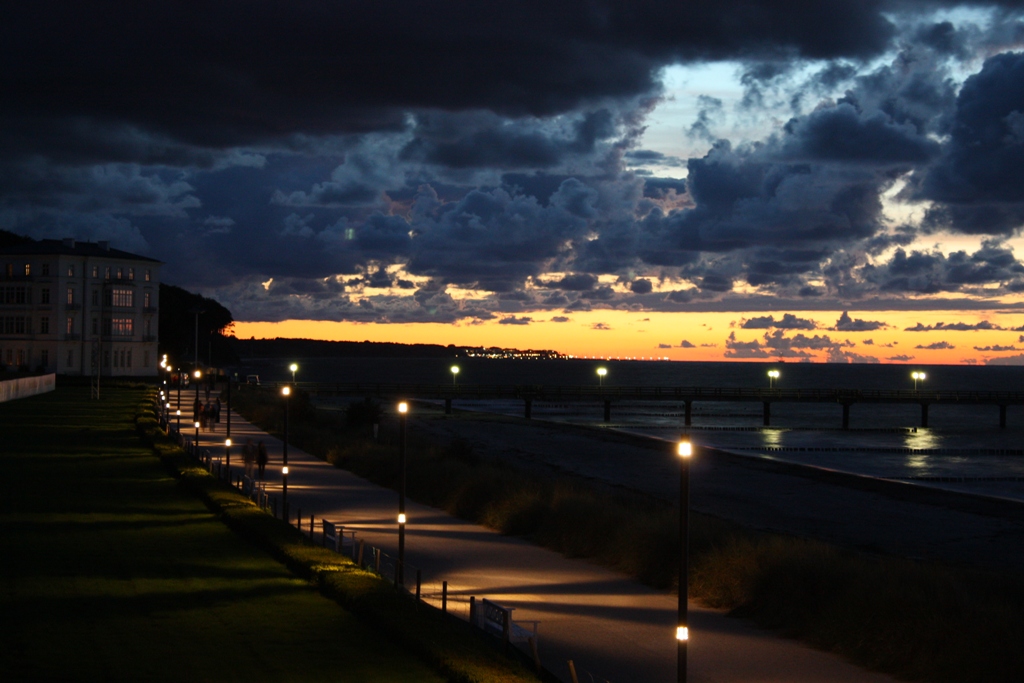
[171,389,897,683]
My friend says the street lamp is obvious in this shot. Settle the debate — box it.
[224,438,232,469]
[175,409,181,431]
[597,367,607,387]
[194,420,200,456]
[912,371,927,391]
[289,363,298,383]
[768,369,780,389]
[677,438,693,683]
[281,386,291,469]
[281,465,289,518]
[450,365,459,386]
[398,401,408,585]
[193,369,202,407]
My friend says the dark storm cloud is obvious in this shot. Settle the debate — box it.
[905,321,1005,331]
[918,51,1024,234]
[0,1,904,160]
[859,242,1024,294]
[741,313,818,329]
[916,341,955,349]
[834,311,887,331]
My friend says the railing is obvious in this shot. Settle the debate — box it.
[266,381,1024,405]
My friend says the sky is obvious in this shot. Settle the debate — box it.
[4,1,1024,364]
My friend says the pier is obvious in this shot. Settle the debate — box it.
[270,383,1024,429]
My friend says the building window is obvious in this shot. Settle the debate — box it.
[5,349,11,364]
[145,269,151,282]
[144,291,151,308]
[6,264,12,278]
[66,317,74,335]
[41,288,50,304]
[126,350,132,368]
[40,317,49,334]
[116,267,123,280]
[92,290,99,306]
[66,288,74,305]
[103,350,110,368]
[24,264,30,276]
[92,318,98,335]
[40,349,48,368]
[92,265,98,278]
[67,350,73,368]
[128,268,134,281]
[1,317,29,334]
[16,349,24,366]
[145,319,151,336]
[143,350,150,368]
[108,288,133,307]
[68,265,74,277]
[104,266,111,280]
[41,263,50,277]
[111,317,134,336]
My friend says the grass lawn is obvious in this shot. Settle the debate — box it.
[0,385,445,683]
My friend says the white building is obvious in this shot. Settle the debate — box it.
[0,238,161,376]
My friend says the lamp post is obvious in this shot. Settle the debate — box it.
[224,438,232,470]
[289,362,298,384]
[597,367,607,387]
[768,369,780,389]
[194,420,200,456]
[175,409,181,431]
[282,465,289,517]
[677,438,693,683]
[176,367,182,426]
[450,365,459,386]
[398,401,408,585]
[193,369,202,405]
[912,371,926,391]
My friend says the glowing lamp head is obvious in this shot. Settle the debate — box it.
[176,409,181,416]
[677,626,689,641]
[289,363,298,372]
[398,402,408,414]
[282,466,289,475]
[281,386,291,396]
[451,365,459,375]
[193,369,201,379]
[165,402,170,409]
[768,369,780,379]
[597,367,607,377]
[678,440,693,458]
[194,421,200,429]
[225,438,232,447]
[398,513,407,524]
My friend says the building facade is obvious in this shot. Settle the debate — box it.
[0,238,161,376]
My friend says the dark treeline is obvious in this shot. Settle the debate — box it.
[230,337,458,360]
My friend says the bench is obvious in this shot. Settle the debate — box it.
[477,598,539,646]
[321,520,356,554]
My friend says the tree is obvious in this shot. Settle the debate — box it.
[158,284,238,368]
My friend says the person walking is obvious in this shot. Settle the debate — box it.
[214,397,221,425]
[243,438,255,478]
[256,440,268,480]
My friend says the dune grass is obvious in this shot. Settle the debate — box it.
[230,384,1024,682]
[0,386,448,683]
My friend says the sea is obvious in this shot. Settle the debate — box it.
[238,357,1024,502]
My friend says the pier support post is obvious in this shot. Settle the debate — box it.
[524,398,532,419]
[762,401,771,427]
[920,403,929,428]
[842,403,851,430]
[444,398,452,415]
[603,399,611,423]
[684,400,693,427]
[1000,404,1007,429]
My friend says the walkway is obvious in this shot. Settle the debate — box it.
[169,388,898,683]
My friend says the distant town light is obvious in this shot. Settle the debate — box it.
[398,402,408,414]
[282,386,291,396]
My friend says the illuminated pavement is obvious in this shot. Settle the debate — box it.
[172,389,900,683]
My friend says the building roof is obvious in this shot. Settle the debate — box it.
[0,238,162,264]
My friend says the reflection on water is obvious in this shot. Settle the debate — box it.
[762,429,784,448]
[904,428,941,452]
